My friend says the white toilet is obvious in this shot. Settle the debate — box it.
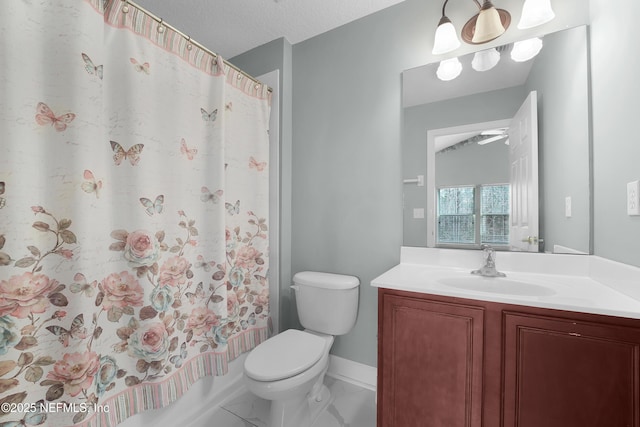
[243,271,360,427]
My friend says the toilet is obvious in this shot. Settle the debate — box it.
[243,271,360,427]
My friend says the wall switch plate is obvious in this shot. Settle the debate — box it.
[565,196,572,218]
[413,208,425,219]
[628,181,640,216]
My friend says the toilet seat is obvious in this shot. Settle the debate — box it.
[244,329,325,381]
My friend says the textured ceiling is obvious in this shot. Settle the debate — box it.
[132,0,406,59]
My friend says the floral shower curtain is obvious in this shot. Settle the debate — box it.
[0,1,271,426]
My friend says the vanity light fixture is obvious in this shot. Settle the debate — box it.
[432,0,461,55]
[518,0,555,29]
[511,37,543,62]
[463,0,511,45]
[471,47,501,71]
[431,0,555,55]
[436,57,463,81]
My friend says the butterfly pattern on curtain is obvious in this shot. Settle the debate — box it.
[0,1,271,426]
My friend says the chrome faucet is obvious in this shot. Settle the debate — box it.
[471,245,506,277]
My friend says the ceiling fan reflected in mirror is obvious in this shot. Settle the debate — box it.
[478,127,509,145]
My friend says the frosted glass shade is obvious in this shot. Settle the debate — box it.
[432,18,461,55]
[511,37,543,62]
[472,48,501,71]
[436,57,463,81]
[518,0,555,29]
[472,4,505,43]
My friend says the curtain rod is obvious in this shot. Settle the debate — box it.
[122,0,272,93]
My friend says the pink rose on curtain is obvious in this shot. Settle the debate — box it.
[158,256,190,287]
[47,351,100,397]
[123,230,160,267]
[0,272,58,318]
[256,288,269,306]
[235,246,260,269]
[100,271,144,310]
[227,291,239,315]
[186,307,219,336]
[127,321,170,362]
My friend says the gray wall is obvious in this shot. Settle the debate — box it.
[590,0,640,267]
[230,0,640,370]
[525,26,591,253]
[436,142,510,188]
[289,4,415,367]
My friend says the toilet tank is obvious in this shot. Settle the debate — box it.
[292,271,359,336]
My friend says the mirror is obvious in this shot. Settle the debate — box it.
[402,25,591,254]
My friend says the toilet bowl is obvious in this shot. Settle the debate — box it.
[243,271,360,427]
[244,329,333,427]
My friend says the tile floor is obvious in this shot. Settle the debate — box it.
[211,376,377,427]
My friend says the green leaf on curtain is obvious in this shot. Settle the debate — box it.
[136,360,149,374]
[25,366,44,383]
[168,337,179,352]
[139,306,158,320]
[116,326,134,341]
[14,336,37,351]
[48,293,69,307]
[109,242,126,251]
[0,378,18,393]
[0,360,17,377]
[58,219,72,230]
[17,352,34,366]
[32,222,50,232]
[125,376,141,387]
[93,326,103,340]
[73,409,89,424]
[0,391,27,406]
[59,230,77,244]
[33,356,54,366]
[95,291,104,306]
[45,383,64,401]
[107,307,123,322]
[0,252,10,266]
[15,257,36,268]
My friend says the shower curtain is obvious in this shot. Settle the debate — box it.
[0,1,271,426]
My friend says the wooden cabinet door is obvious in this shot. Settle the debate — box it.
[503,311,640,427]
[378,291,485,427]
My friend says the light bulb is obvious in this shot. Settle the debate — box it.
[437,57,463,81]
[472,48,501,72]
[432,18,461,55]
[511,37,543,62]
[518,0,555,29]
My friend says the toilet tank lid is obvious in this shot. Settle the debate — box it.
[293,271,359,290]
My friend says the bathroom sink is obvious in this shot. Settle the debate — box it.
[438,276,556,297]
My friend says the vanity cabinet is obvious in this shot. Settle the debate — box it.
[377,288,640,427]
[377,292,485,427]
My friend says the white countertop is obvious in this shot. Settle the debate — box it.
[371,247,640,320]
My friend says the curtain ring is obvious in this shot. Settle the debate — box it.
[121,0,129,13]
[186,36,193,51]
[157,18,165,33]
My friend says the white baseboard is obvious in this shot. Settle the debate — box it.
[326,355,377,392]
